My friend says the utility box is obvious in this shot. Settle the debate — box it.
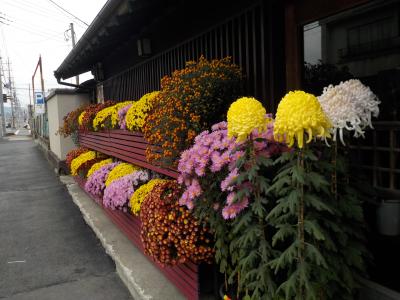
[46,89,90,162]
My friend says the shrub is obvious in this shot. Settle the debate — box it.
[70,151,105,176]
[66,147,89,169]
[87,158,113,178]
[79,101,116,132]
[129,178,169,215]
[84,162,120,198]
[143,56,243,167]
[103,170,150,210]
[126,91,159,132]
[93,101,134,131]
[104,162,139,187]
[58,105,87,144]
[140,180,214,266]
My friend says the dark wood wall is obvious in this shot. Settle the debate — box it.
[101,0,286,112]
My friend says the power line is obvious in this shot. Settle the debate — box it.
[15,0,71,18]
[46,0,89,27]
[7,24,66,42]
[30,0,86,27]
[20,0,87,31]
[3,0,87,33]
[2,1,74,28]
[0,27,9,57]
[15,22,66,39]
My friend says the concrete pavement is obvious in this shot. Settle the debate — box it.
[0,138,133,300]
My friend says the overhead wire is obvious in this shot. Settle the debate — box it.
[0,11,68,40]
[15,0,71,18]
[46,0,89,27]
[28,0,88,30]
[2,0,77,28]
[1,0,90,45]
[21,0,88,31]
[1,0,97,106]
[9,20,69,38]
[6,23,66,42]
[11,36,69,45]
[0,27,9,57]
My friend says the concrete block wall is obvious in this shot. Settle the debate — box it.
[47,90,90,161]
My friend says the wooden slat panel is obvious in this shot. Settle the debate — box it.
[109,130,142,137]
[79,131,179,178]
[80,140,112,154]
[108,137,148,149]
[109,142,146,156]
[81,136,112,147]
[83,131,110,137]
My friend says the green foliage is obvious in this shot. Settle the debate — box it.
[268,148,340,300]
[190,137,369,300]
[227,140,279,299]
[191,179,233,275]
[266,144,370,300]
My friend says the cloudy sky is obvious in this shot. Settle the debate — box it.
[0,0,107,107]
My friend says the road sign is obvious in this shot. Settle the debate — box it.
[35,92,45,114]
[35,92,44,104]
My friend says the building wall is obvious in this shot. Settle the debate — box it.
[301,0,400,196]
[322,3,400,77]
[47,93,90,160]
[98,0,286,111]
[101,0,260,78]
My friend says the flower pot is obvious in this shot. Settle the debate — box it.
[376,200,400,236]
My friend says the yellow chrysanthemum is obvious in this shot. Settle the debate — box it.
[92,101,134,130]
[110,101,135,128]
[129,178,169,215]
[227,97,270,142]
[70,151,97,176]
[105,162,139,187]
[92,106,115,130]
[274,90,332,148]
[126,91,160,132]
[78,111,86,126]
[86,158,113,178]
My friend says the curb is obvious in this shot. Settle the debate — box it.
[59,175,185,300]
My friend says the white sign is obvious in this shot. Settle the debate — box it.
[35,92,45,114]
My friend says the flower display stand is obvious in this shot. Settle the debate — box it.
[79,130,178,178]
[75,130,207,299]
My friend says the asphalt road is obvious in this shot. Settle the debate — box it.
[0,139,133,300]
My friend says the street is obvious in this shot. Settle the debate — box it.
[0,135,132,300]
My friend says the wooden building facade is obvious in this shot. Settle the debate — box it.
[55,0,400,296]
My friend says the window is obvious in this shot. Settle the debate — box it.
[302,2,400,290]
[346,17,395,56]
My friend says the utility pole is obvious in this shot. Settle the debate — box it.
[70,23,79,85]
[0,55,5,137]
[7,58,15,128]
[28,83,33,131]
[32,55,45,102]
[39,56,45,94]
[32,55,45,137]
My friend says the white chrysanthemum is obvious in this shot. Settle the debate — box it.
[318,79,380,144]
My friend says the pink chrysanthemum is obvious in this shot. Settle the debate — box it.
[103,170,149,210]
[222,197,249,219]
[84,162,120,199]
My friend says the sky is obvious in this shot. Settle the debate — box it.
[0,0,108,107]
